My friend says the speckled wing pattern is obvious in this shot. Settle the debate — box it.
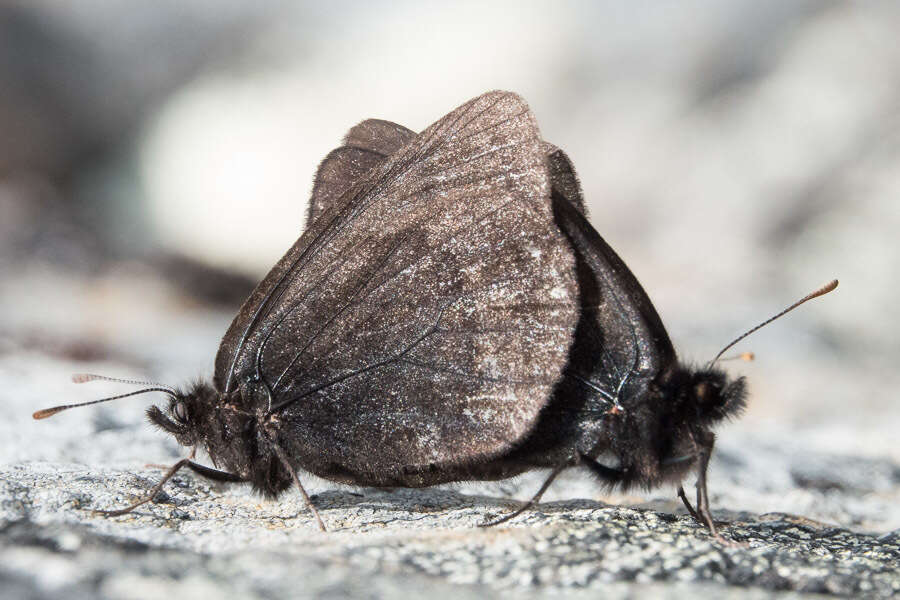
[306,119,416,226]
[343,118,417,155]
[214,91,579,477]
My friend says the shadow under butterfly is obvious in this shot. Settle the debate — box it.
[35,91,836,541]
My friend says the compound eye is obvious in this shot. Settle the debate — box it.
[173,401,188,423]
[694,382,709,401]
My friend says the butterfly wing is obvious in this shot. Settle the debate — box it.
[306,119,416,225]
[550,183,676,414]
[343,118,416,155]
[214,91,579,482]
[497,183,679,474]
[543,142,587,215]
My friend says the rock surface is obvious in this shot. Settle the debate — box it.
[2,349,899,599]
[2,464,899,599]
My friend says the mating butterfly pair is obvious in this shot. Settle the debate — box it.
[37,91,835,540]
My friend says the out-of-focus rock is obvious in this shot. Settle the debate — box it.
[0,0,279,177]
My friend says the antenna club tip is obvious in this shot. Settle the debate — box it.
[72,374,93,383]
[33,407,64,420]
[710,278,838,367]
[809,279,838,299]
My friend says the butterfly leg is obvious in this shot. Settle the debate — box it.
[94,458,241,516]
[183,460,246,483]
[479,462,568,527]
[272,443,327,532]
[677,485,700,522]
[693,431,736,544]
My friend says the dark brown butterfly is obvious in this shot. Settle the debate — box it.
[36,92,580,531]
[35,91,835,540]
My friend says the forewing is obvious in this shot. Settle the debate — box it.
[215,91,579,474]
[343,118,416,155]
[307,147,387,226]
[543,142,587,215]
[551,190,676,409]
[307,120,417,225]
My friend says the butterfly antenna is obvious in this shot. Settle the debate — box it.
[71,373,177,396]
[717,352,755,362]
[709,279,838,368]
[33,387,177,420]
[34,374,178,420]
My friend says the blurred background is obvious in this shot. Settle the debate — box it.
[2,1,898,509]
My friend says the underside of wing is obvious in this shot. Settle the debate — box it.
[551,189,676,413]
[343,118,416,155]
[214,91,580,477]
[497,192,680,470]
[543,142,587,215]
[307,120,417,225]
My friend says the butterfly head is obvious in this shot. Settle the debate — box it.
[681,367,747,426]
[146,380,219,448]
[147,380,260,481]
[644,365,747,481]
[33,375,239,465]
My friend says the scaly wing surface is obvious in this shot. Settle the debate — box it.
[214,91,580,478]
